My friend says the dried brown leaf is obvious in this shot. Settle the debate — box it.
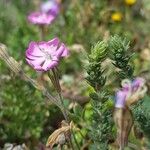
[46,121,73,149]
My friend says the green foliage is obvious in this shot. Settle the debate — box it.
[89,41,108,62]
[89,92,113,150]
[87,91,113,149]
[0,76,47,142]
[109,35,130,54]
[0,0,38,60]
[86,40,107,90]
[108,35,150,145]
[108,35,134,79]
[108,36,150,147]
[86,40,113,149]
[132,96,150,139]
[86,61,106,90]
[0,0,150,148]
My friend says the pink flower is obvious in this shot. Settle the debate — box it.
[41,0,59,16]
[27,0,59,25]
[115,77,146,108]
[132,77,145,92]
[27,12,55,25]
[115,86,130,108]
[26,38,69,71]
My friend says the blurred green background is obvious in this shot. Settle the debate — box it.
[0,0,150,149]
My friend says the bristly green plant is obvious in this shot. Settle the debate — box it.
[132,97,150,139]
[0,76,47,143]
[108,35,150,148]
[85,35,135,149]
[86,41,108,90]
[108,35,134,79]
[86,40,113,150]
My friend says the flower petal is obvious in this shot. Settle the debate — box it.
[115,90,127,108]
[56,43,69,57]
[26,58,34,67]
[26,42,44,57]
[51,56,59,61]
[26,57,45,67]
[28,12,55,25]
[132,77,145,92]
[26,53,42,60]
[38,41,50,52]
[61,46,69,57]
[28,12,42,24]
[34,65,44,71]
[47,38,59,51]
[47,61,58,70]
[42,60,58,71]
[56,43,66,57]
[41,0,59,16]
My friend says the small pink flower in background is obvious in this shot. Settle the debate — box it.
[115,77,146,108]
[41,0,59,16]
[115,89,128,108]
[27,0,60,25]
[132,77,145,92]
[28,12,55,25]
[26,38,69,71]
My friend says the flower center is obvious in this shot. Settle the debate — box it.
[40,48,52,61]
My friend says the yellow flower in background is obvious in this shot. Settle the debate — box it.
[125,0,136,5]
[111,12,123,22]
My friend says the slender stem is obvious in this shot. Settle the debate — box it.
[58,92,70,122]
[69,139,75,150]
[48,71,57,88]
[48,69,70,122]
[39,25,45,40]
[52,69,69,120]
[58,90,78,150]
[52,68,61,93]
[48,68,81,150]
[71,128,80,150]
